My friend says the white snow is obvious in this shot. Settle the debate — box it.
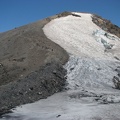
[43,12,120,59]
[1,12,120,120]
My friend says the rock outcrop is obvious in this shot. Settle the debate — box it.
[92,14,120,38]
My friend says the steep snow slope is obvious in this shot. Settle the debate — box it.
[43,12,120,59]
[1,12,120,120]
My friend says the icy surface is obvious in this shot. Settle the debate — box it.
[65,55,118,90]
[1,91,120,120]
[1,12,120,120]
[93,29,120,50]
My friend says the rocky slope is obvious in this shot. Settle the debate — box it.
[0,62,67,116]
[92,14,120,38]
[0,15,69,85]
[0,12,71,115]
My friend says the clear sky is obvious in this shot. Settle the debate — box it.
[0,0,120,32]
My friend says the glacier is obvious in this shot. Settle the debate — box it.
[1,12,120,120]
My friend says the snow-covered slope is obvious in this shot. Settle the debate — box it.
[1,12,120,120]
[43,12,120,59]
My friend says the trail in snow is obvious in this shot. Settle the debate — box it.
[1,12,120,120]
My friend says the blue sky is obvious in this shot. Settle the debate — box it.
[0,0,120,32]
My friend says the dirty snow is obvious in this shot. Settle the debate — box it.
[1,12,120,120]
[1,91,120,120]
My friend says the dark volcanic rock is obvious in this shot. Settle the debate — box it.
[0,62,67,116]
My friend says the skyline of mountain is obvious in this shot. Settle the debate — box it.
[0,0,120,32]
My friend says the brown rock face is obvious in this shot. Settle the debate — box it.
[92,14,120,38]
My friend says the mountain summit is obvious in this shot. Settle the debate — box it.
[0,12,120,120]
